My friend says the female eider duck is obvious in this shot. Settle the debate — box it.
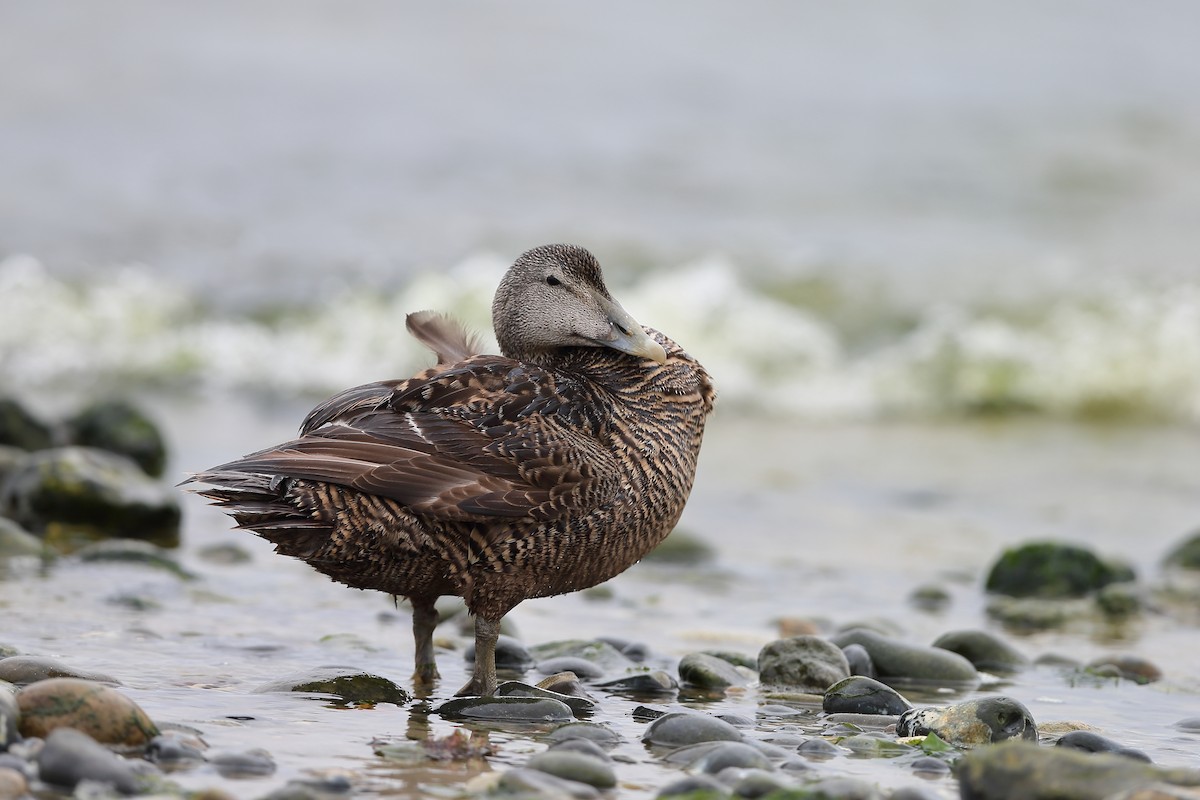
[192,244,715,696]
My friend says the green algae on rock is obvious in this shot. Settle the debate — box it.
[985,541,1133,599]
[66,399,168,478]
[16,678,159,747]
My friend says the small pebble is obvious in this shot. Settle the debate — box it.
[910,756,952,775]
[931,629,1029,674]
[641,712,742,747]
[1085,655,1162,684]
[0,656,118,686]
[35,727,140,794]
[0,767,27,800]
[842,644,875,678]
[498,767,599,799]
[594,670,677,694]
[464,634,533,672]
[678,653,751,691]
[536,671,594,699]
[656,773,729,798]
[436,696,573,722]
[757,636,849,692]
[525,750,616,788]
[210,748,276,778]
[536,657,606,680]
[1056,730,1151,762]
[797,738,844,759]
[829,629,978,689]
[690,741,773,774]
[256,668,409,705]
[545,722,622,749]
[721,767,792,796]
[529,640,634,672]
[823,676,912,716]
[548,738,612,762]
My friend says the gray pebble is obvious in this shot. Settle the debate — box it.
[0,684,17,751]
[757,636,850,692]
[145,733,206,768]
[436,696,573,722]
[36,728,140,794]
[256,667,409,705]
[829,628,978,689]
[210,748,276,778]
[678,653,751,691]
[1175,717,1200,732]
[525,749,616,789]
[0,655,118,686]
[910,756,952,775]
[546,722,622,749]
[594,670,677,694]
[691,741,773,774]
[656,774,730,798]
[931,629,1029,674]
[795,776,885,799]
[595,636,650,663]
[891,785,946,799]
[548,738,612,762]
[465,634,533,672]
[842,643,875,678]
[1056,730,1151,762]
[498,766,599,799]
[529,639,635,672]
[536,657,606,680]
[495,680,595,714]
[642,712,743,747]
[797,738,845,759]
[823,675,912,716]
[719,767,791,797]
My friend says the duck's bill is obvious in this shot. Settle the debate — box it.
[597,299,668,364]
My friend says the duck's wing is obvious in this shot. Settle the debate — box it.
[404,310,482,365]
[196,356,617,526]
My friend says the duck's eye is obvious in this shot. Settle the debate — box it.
[545,275,561,287]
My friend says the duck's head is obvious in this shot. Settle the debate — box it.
[492,244,667,366]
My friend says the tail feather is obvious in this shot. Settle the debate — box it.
[405,311,482,364]
[188,470,331,560]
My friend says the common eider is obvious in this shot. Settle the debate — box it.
[191,244,715,696]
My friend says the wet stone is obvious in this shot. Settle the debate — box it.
[656,774,729,798]
[436,696,573,723]
[465,634,533,672]
[0,446,181,549]
[1096,582,1143,618]
[0,517,44,559]
[16,677,158,746]
[891,786,946,800]
[74,539,195,579]
[494,680,594,715]
[797,776,886,799]
[195,542,253,565]
[678,653,752,691]
[0,398,53,452]
[258,776,353,800]
[985,540,1132,598]
[256,667,410,705]
[1056,730,1152,762]
[596,637,650,662]
[1164,529,1200,571]
[642,712,743,748]
[65,400,168,478]
[530,639,636,673]
[842,643,875,678]
[757,635,850,692]
[840,733,915,758]
[1086,655,1162,684]
[594,669,678,695]
[828,628,978,689]
[145,732,207,769]
[897,695,1037,746]
[722,768,792,796]
[545,722,622,749]
[0,766,27,800]
[823,676,913,716]
[931,629,1029,674]
[548,738,612,762]
[525,749,616,788]
[910,755,952,775]
[536,656,607,680]
[701,650,757,670]
[908,584,952,613]
[498,766,600,799]
[1175,718,1200,732]
[956,741,1200,800]
[687,741,773,774]
[536,672,594,700]
[0,683,17,752]
[210,748,277,778]
[642,527,715,564]
[36,727,141,794]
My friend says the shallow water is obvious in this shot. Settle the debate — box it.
[3,398,1198,797]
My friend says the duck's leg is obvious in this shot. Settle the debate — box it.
[411,597,441,684]
[456,614,501,697]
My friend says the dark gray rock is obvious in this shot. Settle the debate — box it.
[0,399,53,451]
[642,712,742,748]
[956,741,1200,800]
[594,670,677,695]
[257,775,354,799]
[910,756,952,775]
[436,696,573,722]
[546,722,621,749]
[1085,655,1162,685]
[0,447,181,549]
[210,748,276,777]
[498,767,600,799]
[36,727,140,794]
[495,680,594,715]
[536,656,607,680]
[1056,730,1151,762]
[898,696,1037,746]
[1175,717,1200,732]
[547,738,611,762]
[823,676,912,716]
[595,636,650,662]
[796,738,845,759]
[828,628,978,689]
[536,672,595,700]
[65,400,168,477]
[678,653,752,691]
[985,541,1133,598]
[526,749,616,788]
[465,633,533,672]
[842,643,875,678]
[256,667,409,705]
[74,539,195,579]
[757,635,850,692]
[530,640,635,672]
[931,629,1029,674]
[656,773,730,797]
[689,741,773,774]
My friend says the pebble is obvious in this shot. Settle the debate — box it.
[145,731,207,769]
[195,542,254,565]
[656,774,729,797]
[210,748,277,777]
[1175,718,1200,732]
[256,667,410,705]
[0,517,44,559]
[796,738,845,759]
[595,636,650,662]
[525,749,616,788]
[74,539,195,579]
[35,727,141,794]
[0,399,53,451]
[536,672,594,699]
[1056,730,1152,762]
[822,676,912,716]
[530,640,636,672]
[909,756,952,775]
[1163,529,1200,571]
[700,650,757,670]
[897,696,1037,745]
[464,634,534,672]
[642,528,715,564]
[436,696,573,722]
[494,680,595,714]
[641,712,743,747]
[593,670,678,695]
[796,776,885,799]
[688,741,773,774]
[0,767,26,800]
[840,734,915,758]
[1086,655,1162,684]
[677,653,752,691]
[757,635,850,692]
[545,722,622,749]
[908,584,952,613]
[65,399,168,477]
[842,643,875,678]
[891,786,947,800]
[828,628,979,689]
[719,767,792,796]
[0,684,17,751]
[0,446,182,550]
[498,766,600,799]
[547,738,612,762]
[956,741,1200,800]
[536,656,607,680]
[985,540,1132,598]
[16,677,159,746]
[931,628,1029,674]
[0,656,119,686]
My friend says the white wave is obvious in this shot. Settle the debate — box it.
[2,254,1198,423]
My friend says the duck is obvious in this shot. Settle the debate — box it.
[190,243,715,696]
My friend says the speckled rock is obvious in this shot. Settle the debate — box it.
[16,678,158,746]
[823,676,913,716]
[898,696,1036,746]
[35,727,141,793]
[436,696,573,722]
[525,749,616,788]
[529,640,636,673]
[494,681,594,714]
[931,629,1029,674]
[65,400,168,478]
[757,636,850,692]
[1056,730,1151,762]
[0,683,17,752]
[678,653,752,691]
[828,628,978,689]
[0,447,181,549]
[0,399,53,451]
[985,541,1133,598]
[642,712,742,748]
[256,667,410,705]
[956,741,1200,800]
[1085,655,1162,684]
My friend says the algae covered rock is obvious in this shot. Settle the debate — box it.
[256,667,410,705]
[16,677,159,746]
[1164,529,1200,571]
[0,398,53,452]
[0,446,180,549]
[65,400,168,478]
[985,541,1133,598]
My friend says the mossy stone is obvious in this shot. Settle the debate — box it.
[16,678,159,746]
[1164,530,1200,571]
[66,400,168,478]
[0,398,53,451]
[985,541,1131,598]
[256,667,409,705]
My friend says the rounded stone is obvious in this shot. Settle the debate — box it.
[725,769,792,797]
[1164,529,1200,571]
[0,766,27,799]
[797,738,845,759]
[842,644,875,678]
[1085,655,1162,685]
[35,727,141,793]
[985,541,1132,598]
[931,629,1029,674]
[65,400,168,478]
[256,667,410,705]
[897,696,1037,746]
[0,518,44,559]
[910,756,951,775]
[16,678,159,746]
[536,656,606,680]
[757,636,850,692]
[641,711,742,747]
[688,741,772,774]
[546,722,621,749]
[498,767,600,799]
[495,680,595,714]
[823,676,913,716]
[529,640,635,673]
[1056,730,1151,762]
[536,672,594,700]
[594,670,677,695]
[656,774,729,798]
[146,732,207,768]
[908,584,952,613]
[678,653,751,691]
[436,696,573,723]
[464,634,534,672]
[828,628,978,689]
[74,539,195,579]
[0,399,53,451]
[525,750,616,789]
[210,748,276,777]
[0,683,18,752]
[548,738,612,762]
[0,447,181,549]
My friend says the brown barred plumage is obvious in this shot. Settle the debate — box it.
[189,244,715,696]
